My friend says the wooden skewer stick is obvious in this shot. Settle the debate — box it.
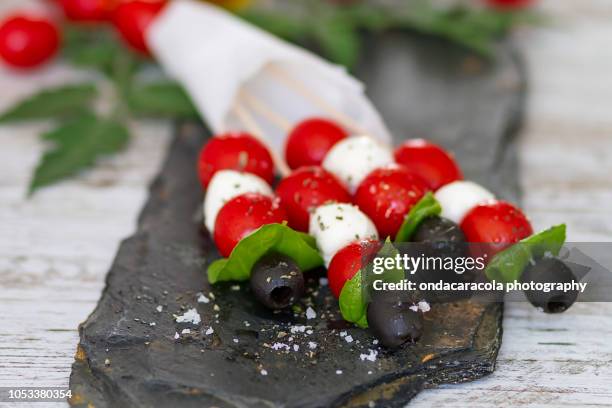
[233,101,291,177]
[266,64,371,136]
[239,89,292,132]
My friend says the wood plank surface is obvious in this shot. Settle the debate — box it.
[1,0,611,407]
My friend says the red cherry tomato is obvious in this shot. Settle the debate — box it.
[485,0,534,9]
[198,132,275,188]
[276,166,351,232]
[354,165,429,240]
[285,118,348,170]
[327,239,382,298]
[0,15,60,69]
[461,200,533,261]
[394,139,462,191]
[113,0,167,55]
[58,0,118,22]
[214,193,287,257]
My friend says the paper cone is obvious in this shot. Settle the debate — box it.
[147,0,392,155]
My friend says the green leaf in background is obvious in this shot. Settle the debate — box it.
[29,113,129,194]
[395,192,442,243]
[0,84,97,123]
[339,239,404,328]
[485,224,567,283]
[239,10,309,42]
[207,223,324,284]
[127,81,199,119]
[314,17,361,68]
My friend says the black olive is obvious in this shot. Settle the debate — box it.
[411,216,472,301]
[413,216,465,243]
[250,253,305,310]
[367,294,424,348]
[521,257,579,314]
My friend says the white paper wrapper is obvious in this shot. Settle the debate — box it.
[147,0,392,154]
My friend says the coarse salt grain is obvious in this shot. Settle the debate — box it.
[293,345,299,352]
[339,331,347,337]
[306,307,317,320]
[205,327,214,335]
[360,349,378,362]
[291,325,307,333]
[345,335,354,343]
[197,293,210,303]
[156,305,163,312]
[271,342,290,351]
[308,342,317,350]
[336,370,343,375]
[175,308,201,325]
[181,329,191,335]
[174,332,180,340]
[260,369,268,376]
[418,300,431,313]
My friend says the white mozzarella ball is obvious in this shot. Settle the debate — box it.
[435,181,495,224]
[309,203,378,266]
[322,135,394,193]
[203,170,273,233]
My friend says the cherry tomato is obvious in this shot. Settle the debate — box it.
[0,15,60,69]
[327,239,382,298]
[198,132,275,188]
[113,0,167,55]
[461,200,533,261]
[285,118,348,170]
[276,166,351,232]
[58,0,118,22]
[214,193,287,257]
[354,165,429,239]
[394,139,462,191]
[485,0,534,9]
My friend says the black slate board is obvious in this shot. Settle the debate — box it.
[69,35,525,408]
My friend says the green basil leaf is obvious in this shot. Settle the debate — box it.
[207,223,324,284]
[0,84,97,123]
[339,270,368,328]
[485,224,567,283]
[128,81,199,119]
[29,113,129,194]
[395,192,442,243]
[339,239,404,328]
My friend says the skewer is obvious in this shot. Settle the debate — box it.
[233,101,291,177]
[240,89,292,132]
[266,64,371,136]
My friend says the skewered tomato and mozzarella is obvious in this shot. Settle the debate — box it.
[309,203,379,266]
[275,166,352,232]
[461,200,533,259]
[203,170,273,233]
[214,192,287,257]
[394,139,463,191]
[322,135,395,193]
[434,180,495,224]
[285,118,348,169]
[198,132,275,188]
[354,165,429,239]
[435,180,533,259]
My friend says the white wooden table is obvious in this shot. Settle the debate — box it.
[1,1,611,407]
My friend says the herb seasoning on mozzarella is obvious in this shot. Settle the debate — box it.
[322,136,394,193]
[203,170,273,232]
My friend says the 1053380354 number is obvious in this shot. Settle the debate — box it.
[1,387,72,402]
